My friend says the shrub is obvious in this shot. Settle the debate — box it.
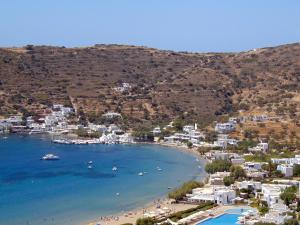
[205,160,232,174]
[294,165,300,176]
[168,181,203,200]
[230,165,246,179]
[136,217,155,225]
[223,176,235,186]
[280,186,297,206]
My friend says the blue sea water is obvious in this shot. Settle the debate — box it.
[0,135,205,225]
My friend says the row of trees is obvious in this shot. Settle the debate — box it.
[204,159,232,174]
[168,180,204,201]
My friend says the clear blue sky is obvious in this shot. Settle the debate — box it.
[1,0,300,52]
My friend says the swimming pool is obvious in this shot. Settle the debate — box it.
[196,213,240,225]
[196,207,251,225]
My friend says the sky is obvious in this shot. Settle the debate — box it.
[1,0,300,52]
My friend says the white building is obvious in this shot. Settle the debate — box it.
[187,186,236,205]
[277,164,293,177]
[102,112,122,119]
[261,184,290,206]
[215,122,236,133]
[152,127,161,136]
[214,134,238,149]
[231,158,245,165]
[260,203,292,225]
[243,162,264,171]
[237,181,262,191]
[248,142,268,153]
[164,129,204,145]
[271,155,300,165]
[252,115,268,122]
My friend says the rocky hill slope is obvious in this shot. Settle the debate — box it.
[0,43,299,126]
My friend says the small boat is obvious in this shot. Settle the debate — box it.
[88,161,93,164]
[41,154,60,160]
[88,165,93,169]
[112,166,118,171]
[157,167,162,171]
[167,187,172,189]
[116,192,120,196]
[198,165,202,169]
[138,172,143,176]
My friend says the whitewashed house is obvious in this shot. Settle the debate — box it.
[248,142,268,153]
[231,158,245,165]
[215,122,236,133]
[152,127,161,136]
[237,181,262,191]
[187,186,236,205]
[261,184,290,206]
[102,112,122,119]
[277,164,293,177]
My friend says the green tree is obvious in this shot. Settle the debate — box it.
[223,176,235,186]
[136,217,155,225]
[258,205,269,215]
[280,186,297,206]
[187,141,193,148]
[205,160,232,174]
[284,219,299,225]
[168,181,203,200]
[205,130,218,142]
[293,165,300,176]
[173,118,184,131]
[230,165,246,179]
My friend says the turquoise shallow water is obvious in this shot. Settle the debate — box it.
[0,135,205,225]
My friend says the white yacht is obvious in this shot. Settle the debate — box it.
[41,154,60,160]
[112,166,117,171]
[88,161,93,164]
[88,165,93,169]
[157,167,162,171]
[138,172,143,176]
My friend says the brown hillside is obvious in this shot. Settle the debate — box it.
[0,43,299,126]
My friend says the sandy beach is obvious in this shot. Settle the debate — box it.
[85,198,197,225]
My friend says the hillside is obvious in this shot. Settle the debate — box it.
[0,43,299,127]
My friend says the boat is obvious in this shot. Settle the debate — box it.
[157,167,162,171]
[138,172,143,176]
[112,166,117,171]
[116,192,120,196]
[41,154,60,160]
[88,161,93,164]
[53,139,72,144]
[88,165,93,169]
